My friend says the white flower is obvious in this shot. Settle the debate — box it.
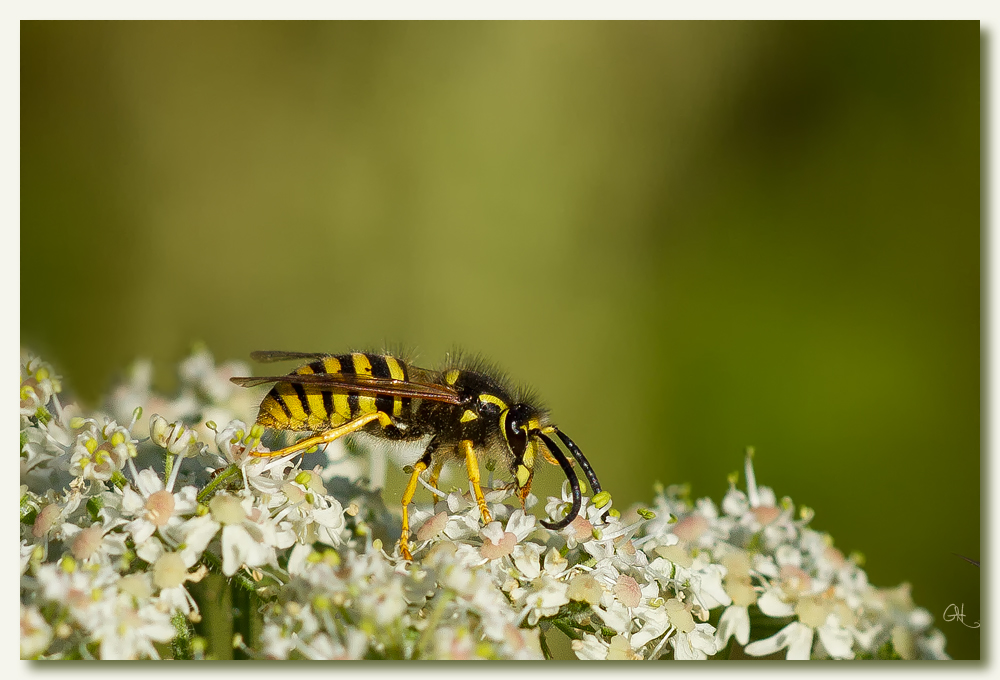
[20,604,53,658]
[573,633,612,660]
[268,467,347,547]
[122,468,198,545]
[744,620,815,660]
[68,420,135,482]
[20,356,61,417]
[21,424,66,473]
[716,605,751,648]
[17,350,952,662]
[59,520,128,567]
[671,621,721,660]
[208,493,279,576]
[151,551,205,616]
[715,550,757,648]
[215,419,255,466]
[86,594,177,659]
[515,574,569,626]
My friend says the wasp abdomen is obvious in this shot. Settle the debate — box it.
[257,352,411,431]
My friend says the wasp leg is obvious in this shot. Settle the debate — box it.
[428,459,445,491]
[250,411,393,459]
[516,475,534,508]
[461,439,493,524]
[538,427,563,466]
[398,454,430,561]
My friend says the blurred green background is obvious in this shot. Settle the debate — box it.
[21,21,980,659]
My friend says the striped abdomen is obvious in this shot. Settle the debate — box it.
[256,352,410,431]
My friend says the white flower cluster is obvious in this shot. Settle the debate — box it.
[636,454,950,660]
[20,349,949,660]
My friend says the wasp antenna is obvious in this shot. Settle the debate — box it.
[553,428,604,496]
[537,431,582,530]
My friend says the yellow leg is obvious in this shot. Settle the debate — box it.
[461,439,493,524]
[397,460,428,561]
[250,411,392,459]
[428,459,444,490]
[539,426,563,466]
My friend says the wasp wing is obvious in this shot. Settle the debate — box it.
[230,372,463,405]
[249,350,332,363]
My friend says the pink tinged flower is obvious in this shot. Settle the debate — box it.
[123,470,198,545]
[613,574,642,608]
[479,522,516,560]
[751,505,781,526]
[70,525,105,561]
[671,515,708,542]
[417,511,449,542]
[32,503,61,538]
[145,491,175,528]
[59,521,127,566]
[777,564,812,599]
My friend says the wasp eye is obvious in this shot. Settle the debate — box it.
[502,405,531,460]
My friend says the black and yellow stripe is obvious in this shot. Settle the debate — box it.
[257,353,411,432]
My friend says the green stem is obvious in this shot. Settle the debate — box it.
[539,628,553,660]
[171,611,194,660]
[415,590,454,659]
[552,618,584,641]
[197,465,241,502]
[110,470,129,490]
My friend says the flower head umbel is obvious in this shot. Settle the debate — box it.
[19,351,947,660]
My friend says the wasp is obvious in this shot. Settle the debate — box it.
[230,350,606,560]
